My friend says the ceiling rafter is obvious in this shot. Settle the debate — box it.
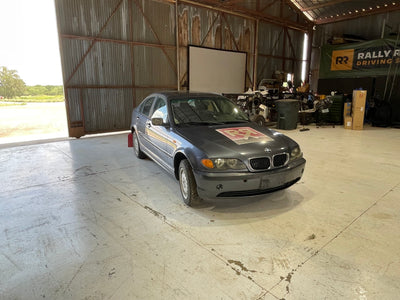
[284,0,310,16]
[165,0,400,27]
[179,0,400,25]
[260,0,276,12]
[315,2,400,25]
[180,0,311,32]
[300,0,354,12]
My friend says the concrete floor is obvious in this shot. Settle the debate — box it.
[0,125,399,299]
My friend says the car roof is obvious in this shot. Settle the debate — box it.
[152,91,223,100]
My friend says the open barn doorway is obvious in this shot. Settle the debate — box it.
[0,0,67,146]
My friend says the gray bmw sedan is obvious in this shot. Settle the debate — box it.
[130,91,306,206]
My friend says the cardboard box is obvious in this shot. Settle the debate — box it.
[352,90,367,109]
[352,112,364,130]
[352,106,365,114]
[343,102,352,117]
[344,116,352,129]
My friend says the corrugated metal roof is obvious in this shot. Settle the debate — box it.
[290,0,400,24]
[192,1,400,25]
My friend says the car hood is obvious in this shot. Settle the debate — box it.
[175,123,296,158]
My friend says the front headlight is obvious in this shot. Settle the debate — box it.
[290,146,302,160]
[201,158,246,170]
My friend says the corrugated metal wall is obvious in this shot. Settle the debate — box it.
[55,0,308,137]
[258,23,305,87]
[56,0,178,136]
[177,5,256,90]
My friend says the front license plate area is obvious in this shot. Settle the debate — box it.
[259,176,269,189]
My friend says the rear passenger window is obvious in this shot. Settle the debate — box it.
[140,97,154,117]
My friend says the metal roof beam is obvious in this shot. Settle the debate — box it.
[300,0,354,12]
[315,3,400,25]
[60,34,176,49]
[179,0,310,32]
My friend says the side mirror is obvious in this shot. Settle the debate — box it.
[151,117,164,126]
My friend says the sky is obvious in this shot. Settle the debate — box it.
[0,0,63,86]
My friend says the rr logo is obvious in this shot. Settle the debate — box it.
[331,49,354,71]
[336,56,349,64]
[216,127,272,145]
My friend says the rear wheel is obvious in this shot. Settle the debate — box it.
[179,159,201,206]
[133,131,146,159]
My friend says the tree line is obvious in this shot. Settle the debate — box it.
[0,66,63,98]
[25,85,63,96]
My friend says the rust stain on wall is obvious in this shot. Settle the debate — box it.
[179,9,188,46]
[179,9,189,88]
[215,25,222,49]
[191,15,201,45]
[224,27,233,50]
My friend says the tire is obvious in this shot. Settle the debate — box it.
[178,159,201,206]
[132,131,146,159]
[254,115,266,127]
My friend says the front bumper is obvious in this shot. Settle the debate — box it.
[193,158,306,199]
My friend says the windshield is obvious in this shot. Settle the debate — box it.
[171,96,249,126]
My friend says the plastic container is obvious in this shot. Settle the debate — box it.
[275,99,299,130]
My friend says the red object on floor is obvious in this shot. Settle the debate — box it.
[128,133,133,147]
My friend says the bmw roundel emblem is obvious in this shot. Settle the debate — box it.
[264,147,272,153]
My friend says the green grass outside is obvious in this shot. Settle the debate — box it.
[1,95,65,103]
[0,102,27,107]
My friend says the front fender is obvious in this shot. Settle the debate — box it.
[173,145,205,179]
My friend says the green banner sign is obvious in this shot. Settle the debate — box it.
[319,39,400,79]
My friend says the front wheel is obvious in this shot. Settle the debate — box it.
[179,159,201,206]
[254,115,266,127]
[132,131,146,159]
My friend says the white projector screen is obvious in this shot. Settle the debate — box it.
[189,46,246,94]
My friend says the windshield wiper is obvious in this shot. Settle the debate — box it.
[222,120,250,124]
[183,121,225,126]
